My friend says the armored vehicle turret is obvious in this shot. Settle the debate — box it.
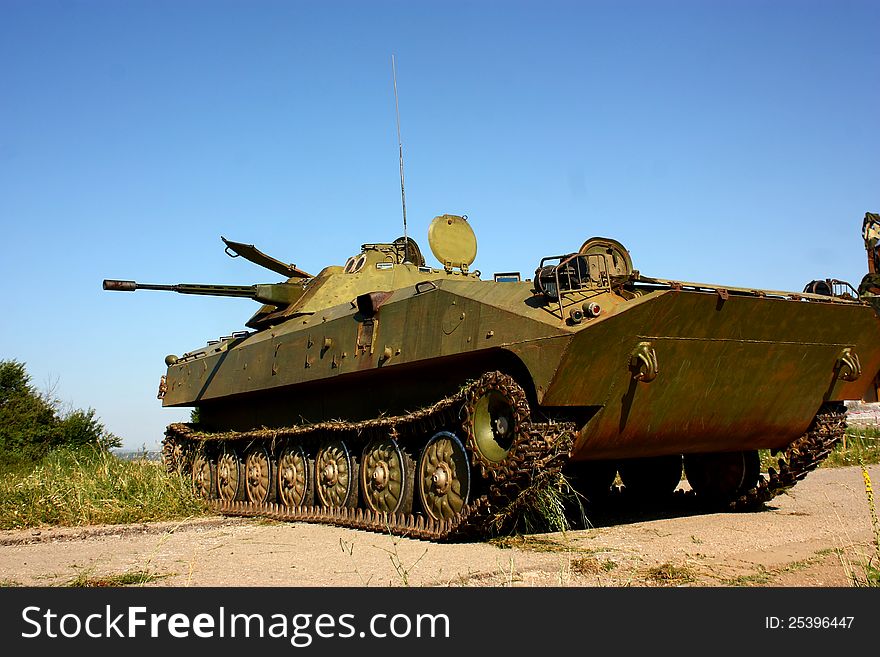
[105,213,880,539]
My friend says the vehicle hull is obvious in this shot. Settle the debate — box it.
[164,281,880,462]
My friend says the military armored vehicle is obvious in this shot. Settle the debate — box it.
[104,213,880,540]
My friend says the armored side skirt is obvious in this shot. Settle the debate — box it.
[542,290,880,460]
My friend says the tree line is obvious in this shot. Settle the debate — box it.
[0,359,120,466]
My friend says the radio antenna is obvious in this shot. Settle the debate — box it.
[392,54,409,261]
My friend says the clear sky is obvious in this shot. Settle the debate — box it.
[1,0,877,450]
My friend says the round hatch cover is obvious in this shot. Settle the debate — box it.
[578,236,633,277]
[428,214,478,271]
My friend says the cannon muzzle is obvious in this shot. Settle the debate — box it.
[103,279,139,291]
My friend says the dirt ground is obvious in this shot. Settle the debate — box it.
[1,463,877,587]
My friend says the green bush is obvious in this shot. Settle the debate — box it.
[0,360,120,467]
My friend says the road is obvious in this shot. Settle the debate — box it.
[1,463,877,587]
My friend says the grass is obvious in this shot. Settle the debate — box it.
[759,426,880,473]
[864,464,880,586]
[489,533,580,553]
[570,555,617,576]
[0,446,208,530]
[66,568,170,587]
[840,464,880,587]
[489,471,584,536]
[722,549,838,586]
[824,427,880,468]
[382,540,428,587]
[644,562,695,585]
[723,567,773,587]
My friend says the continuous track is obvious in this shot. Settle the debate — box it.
[162,372,848,541]
[164,372,574,541]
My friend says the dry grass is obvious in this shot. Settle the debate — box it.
[570,555,617,576]
[489,534,577,553]
[644,562,695,585]
[841,464,880,587]
[66,567,169,587]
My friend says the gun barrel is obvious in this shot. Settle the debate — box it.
[103,279,257,297]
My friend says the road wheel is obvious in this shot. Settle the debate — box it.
[192,448,214,500]
[245,445,274,504]
[315,439,359,508]
[418,431,471,521]
[217,446,242,502]
[277,443,314,508]
[361,436,415,514]
[684,450,760,503]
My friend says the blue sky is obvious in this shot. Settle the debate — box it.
[1,0,877,450]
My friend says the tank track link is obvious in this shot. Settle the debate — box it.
[162,372,575,541]
[726,400,847,511]
[162,381,848,540]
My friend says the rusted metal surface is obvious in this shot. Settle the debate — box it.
[535,288,880,460]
